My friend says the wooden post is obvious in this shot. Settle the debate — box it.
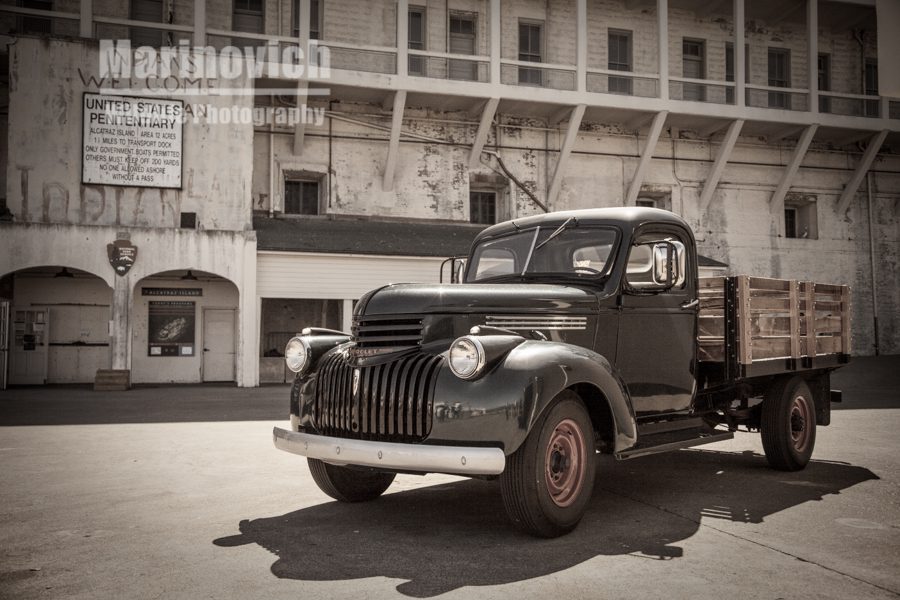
[804,282,816,357]
[737,275,751,364]
[789,280,800,359]
[840,285,851,355]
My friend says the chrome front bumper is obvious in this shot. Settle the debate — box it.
[272,427,506,476]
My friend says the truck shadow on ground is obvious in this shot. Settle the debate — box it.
[214,449,878,597]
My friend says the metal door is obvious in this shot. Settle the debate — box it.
[202,309,236,382]
[614,229,698,417]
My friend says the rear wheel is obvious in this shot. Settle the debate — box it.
[500,391,597,537]
[761,376,816,471]
[307,458,396,502]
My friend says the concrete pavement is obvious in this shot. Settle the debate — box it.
[0,356,898,599]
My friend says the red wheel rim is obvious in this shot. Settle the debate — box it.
[544,418,587,508]
[790,394,812,453]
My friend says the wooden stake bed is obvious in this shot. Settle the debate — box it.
[699,276,851,378]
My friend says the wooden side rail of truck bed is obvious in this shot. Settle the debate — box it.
[698,276,851,378]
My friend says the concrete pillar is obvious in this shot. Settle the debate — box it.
[576,0,587,92]
[342,299,354,333]
[657,0,668,100]
[110,272,131,372]
[735,0,745,106]
[238,236,259,387]
[808,0,818,113]
[490,0,500,86]
[193,0,205,46]
[397,0,408,77]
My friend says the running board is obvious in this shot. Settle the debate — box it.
[616,430,734,460]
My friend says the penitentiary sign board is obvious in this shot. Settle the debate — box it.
[82,93,183,188]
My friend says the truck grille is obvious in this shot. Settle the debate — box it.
[349,315,424,360]
[313,351,442,442]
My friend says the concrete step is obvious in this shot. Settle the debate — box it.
[94,369,130,391]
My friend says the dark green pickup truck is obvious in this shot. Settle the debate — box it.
[273,207,850,537]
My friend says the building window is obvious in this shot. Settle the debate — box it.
[284,179,319,215]
[233,0,264,33]
[448,12,476,81]
[784,195,818,239]
[130,0,162,46]
[518,21,543,86]
[18,0,52,35]
[292,0,322,39]
[408,6,426,75]
[608,29,633,95]
[818,53,831,113]
[636,191,671,211]
[179,212,197,229]
[767,48,790,109]
[470,191,496,225]
[682,39,706,101]
[784,207,798,238]
[864,58,879,117]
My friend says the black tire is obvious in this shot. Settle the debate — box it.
[761,376,816,471]
[500,391,597,538]
[307,458,396,502]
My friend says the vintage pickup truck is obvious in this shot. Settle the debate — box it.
[273,207,851,537]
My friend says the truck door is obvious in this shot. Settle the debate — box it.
[615,227,698,416]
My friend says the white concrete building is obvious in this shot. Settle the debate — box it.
[0,0,898,387]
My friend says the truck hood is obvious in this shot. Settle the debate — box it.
[359,283,600,316]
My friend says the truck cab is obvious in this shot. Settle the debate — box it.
[274,207,848,537]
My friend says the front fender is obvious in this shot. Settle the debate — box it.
[428,340,637,455]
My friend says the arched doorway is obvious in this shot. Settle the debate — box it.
[131,270,240,384]
[0,266,113,386]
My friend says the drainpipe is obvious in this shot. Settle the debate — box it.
[866,171,879,355]
[328,100,334,210]
[268,119,275,218]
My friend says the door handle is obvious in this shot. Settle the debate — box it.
[681,298,699,310]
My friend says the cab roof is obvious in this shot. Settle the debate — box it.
[474,207,693,244]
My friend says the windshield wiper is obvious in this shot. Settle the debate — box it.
[533,217,577,252]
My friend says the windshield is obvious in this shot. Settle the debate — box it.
[466,226,618,282]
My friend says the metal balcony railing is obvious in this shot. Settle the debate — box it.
[587,68,659,98]
[1,2,897,127]
[408,49,490,83]
[668,77,736,105]
[745,84,810,112]
[500,60,577,91]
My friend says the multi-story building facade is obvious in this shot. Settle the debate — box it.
[0,0,897,387]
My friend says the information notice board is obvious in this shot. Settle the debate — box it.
[82,93,183,188]
[148,301,195,357]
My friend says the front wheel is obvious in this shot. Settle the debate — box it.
[307,458,396,502]
[761,376,816,471]
[500,391,597,537]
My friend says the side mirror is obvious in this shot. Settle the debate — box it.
[440,256,468,284]
[454,259,467,284]
[652,242,677,288]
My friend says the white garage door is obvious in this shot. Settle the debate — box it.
[256,252,446,299]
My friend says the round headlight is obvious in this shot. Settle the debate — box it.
[285,337,309,373]
[448,336,486,380]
